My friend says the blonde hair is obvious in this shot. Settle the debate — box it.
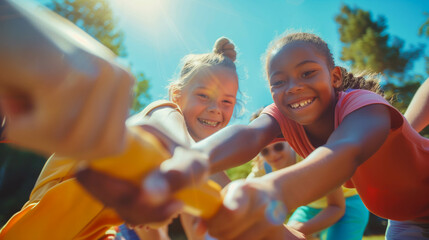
[264,32,384,96]
[168,37,246,117]
[168,37,237,99]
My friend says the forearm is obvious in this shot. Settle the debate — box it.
[405,78,429,132]
[266,143,359,212]
[271,105,390,211]
[195,124,275,173]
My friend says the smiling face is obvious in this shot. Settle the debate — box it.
[259,142,296,170]
[267,41,341,127]
[174,65,238,142]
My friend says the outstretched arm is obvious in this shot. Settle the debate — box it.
[194,113,281,173]
[205,104,390,240]
[273,104,390,211]
[404,78,429,132]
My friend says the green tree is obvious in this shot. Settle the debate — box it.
[335,5,424,77]
[51,0,126,56]
[0,144,46,226]
[419,12,429,75]
[131,72,151,114]
[419,12,429,37]
[335,5,428,137]
[51,0,151,113]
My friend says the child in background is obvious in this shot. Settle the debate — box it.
[248,109,369,240]
[0,37,238,240]
[250,141,346,240]
[286,164,369,240]
[178,32,429,240]
[247,109,297,179]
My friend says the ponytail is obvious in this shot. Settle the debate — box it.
[338,67,384,97]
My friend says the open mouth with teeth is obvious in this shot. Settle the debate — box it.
[289,98,315,109]
[198,118,220,127]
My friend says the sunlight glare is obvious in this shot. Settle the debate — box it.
[112,0,178,41]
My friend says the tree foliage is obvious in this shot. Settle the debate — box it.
[419,12,429,76]
[335,5,424,77]
[50,0,151,113]
[51,0,126,57]
[335,5,428,137]
[131,72,151,114]
[0,144,46,226]
[419,12,429,37]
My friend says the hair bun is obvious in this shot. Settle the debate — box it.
[213,37,237,62]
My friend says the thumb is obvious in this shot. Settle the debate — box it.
[161,146,210,193]
[142,170,171,205]
[222,180,249,212]
[142,147,210,205]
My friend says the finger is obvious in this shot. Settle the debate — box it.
[222,180,248,211]
[89,66,133,159]
[208,181,253,237]
[62,57,118,158]
[119,197,183,225]
[217,201,287,240]
[76,168,184,225]
[161,155,209,193]
[5,62,93,155]
[142,170,170,205]
[75,167,140,207]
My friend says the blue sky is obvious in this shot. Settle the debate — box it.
[38,0,429,125]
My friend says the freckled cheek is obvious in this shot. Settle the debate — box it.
[222,108,234,124]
